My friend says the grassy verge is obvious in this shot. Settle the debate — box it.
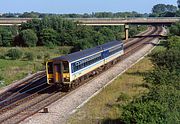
[0,46,71,88]
[68,42,166,124]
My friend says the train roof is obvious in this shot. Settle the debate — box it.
[52,40,123,63]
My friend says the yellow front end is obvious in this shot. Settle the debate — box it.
[46,61,54,84]
[46,60,71,85]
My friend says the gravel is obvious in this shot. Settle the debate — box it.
[0,71,44,95]
[19,28,165,124]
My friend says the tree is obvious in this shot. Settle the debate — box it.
[169,22,180,36]
[152,4,177,16]
[152,4,167,14]
[40,28,59,46]
[99,27,115,41]
[20,29,38,47]
[178,0,180,8]
[166,5,177,12]
[175,10,180,17]
[19,11,39,18]
[1,30,12,47]
[0,35,2,46]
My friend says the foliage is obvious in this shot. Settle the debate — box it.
[0,29,13,47]
[122,101,168,124]
[121,23,180,124]
[0,75,3,81]
[0,16,146,50]
[178,0,180,8]
[43,53,50,61]
[144,67,180,88]
[19,11,39,18]
[39,28,59,46]
[6,48,23,60]
[166,36,180,50]
[122,84,180,124]
[150,49,180,71]
[19,29,38,47]
[0,34,2,46]
[23,52,34,61]
[152,4,177,15]
[37,54,42,60]
[169,23,180,36]
[116,93,130,102]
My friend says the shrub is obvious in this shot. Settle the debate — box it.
[0,54,5,59]
[44,53,50,62]
[59,48,70,54]
[37,55,42,60]
[6,48,23,60]
[24,52,34,61]
[121,101,168,124]
[19,29,38,47]
[0,75,3,81]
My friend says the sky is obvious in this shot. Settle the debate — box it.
[0,0,177,14]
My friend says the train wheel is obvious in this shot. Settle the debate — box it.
[62,84,70,92]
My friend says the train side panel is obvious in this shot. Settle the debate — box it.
[70,59,105,81]
[70,44,124,82]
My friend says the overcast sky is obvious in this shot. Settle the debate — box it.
[0,0,177,14]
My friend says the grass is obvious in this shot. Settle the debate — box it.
[0,46,72,88]
[68,41,166,124]
[151,40,167,54]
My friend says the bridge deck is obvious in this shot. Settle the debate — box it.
[0,17,179,26]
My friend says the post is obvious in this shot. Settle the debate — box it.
[43,107,49,113]
[124,24,129,40]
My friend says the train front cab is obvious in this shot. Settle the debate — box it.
[46,60,70,85]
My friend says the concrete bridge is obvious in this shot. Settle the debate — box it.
[69,18,180,25]
[0,17,179,26]
[0,18,33,26]
[0,17,179,39]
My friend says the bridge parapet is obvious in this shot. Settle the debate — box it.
[0,17,179,26]
[69,18,179,25]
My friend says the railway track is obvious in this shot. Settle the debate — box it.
[0,72,45,102]
[0,26,163,124]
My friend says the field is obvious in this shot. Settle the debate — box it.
[68,42,166,124]
[0,46,71,87]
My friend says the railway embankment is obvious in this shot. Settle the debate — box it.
[21,28,166,124]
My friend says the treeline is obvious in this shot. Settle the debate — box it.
[0,11,146,18]
[0,1,180,18]
[120,23,180,123]
[0,16,145,51]
[150,4,178,17]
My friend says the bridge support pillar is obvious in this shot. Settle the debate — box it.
[124,24,129,40]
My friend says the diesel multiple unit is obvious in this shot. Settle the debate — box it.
[46,40,124,86]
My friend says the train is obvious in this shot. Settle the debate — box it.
[46,40,124,88]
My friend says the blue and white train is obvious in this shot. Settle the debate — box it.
[46,40,124,86]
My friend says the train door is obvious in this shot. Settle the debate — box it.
[53,62,63,83]
[62,61,70,82]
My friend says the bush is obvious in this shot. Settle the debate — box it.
[59,48,70,54]
[0,75,3,81]
[0,54,5,59]
[44,53,50,61]
[20,29,38,47]
[37,54,42,60]
[121,101,168,124]
[24,52,34,61]
[121,85,180,124]
[6,48,23,60]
